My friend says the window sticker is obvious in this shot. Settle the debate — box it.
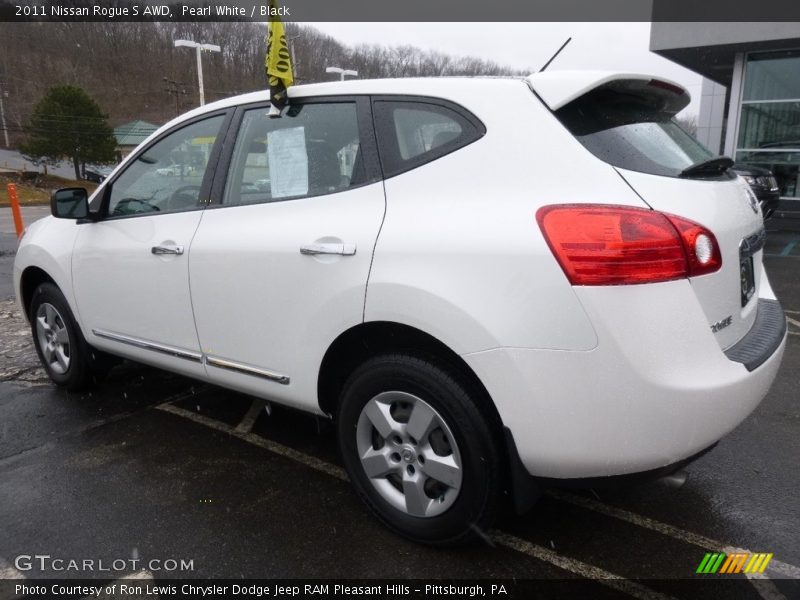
[267,126,308,198]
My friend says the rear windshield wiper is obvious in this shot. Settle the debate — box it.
[679,157,733,178]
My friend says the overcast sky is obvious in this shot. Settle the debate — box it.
[308,22,704,116]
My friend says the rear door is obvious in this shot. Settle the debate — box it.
[188,97,385,412]
[537,75,767,349]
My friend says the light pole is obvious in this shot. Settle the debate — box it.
[326,66,358,82]
[174,39,221,106]
[0,83,8,148]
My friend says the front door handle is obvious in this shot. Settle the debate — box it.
[300,243,356,256]
[151,245,184,255]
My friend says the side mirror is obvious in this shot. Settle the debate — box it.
[51,188,89,219]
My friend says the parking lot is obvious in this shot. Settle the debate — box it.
[0,208,799,598]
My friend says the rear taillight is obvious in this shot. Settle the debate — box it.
[536,205,722,286]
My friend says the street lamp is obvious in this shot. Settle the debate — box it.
[326,66,358,81]
[174,39,221,106]
[0,80,9,148]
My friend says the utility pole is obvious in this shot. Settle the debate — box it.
[174,39,221,106]
[163,77,188,116]
[0,73,9,148]
[287,34,301,83]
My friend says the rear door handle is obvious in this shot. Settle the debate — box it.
[300,243,356,256]
[151,245,184,255]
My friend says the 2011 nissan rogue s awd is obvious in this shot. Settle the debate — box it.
[14,72,787,544]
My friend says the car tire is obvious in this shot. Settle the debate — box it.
[337,354,502,545]
[30,283,96,391]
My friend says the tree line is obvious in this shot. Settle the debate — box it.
[0,21,521,147]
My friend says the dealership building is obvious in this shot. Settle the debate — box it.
[651,22,800,222]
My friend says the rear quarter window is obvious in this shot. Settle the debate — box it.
[373,98,485,178]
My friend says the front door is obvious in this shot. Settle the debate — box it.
[72,113,229,378]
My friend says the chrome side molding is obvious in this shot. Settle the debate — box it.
[205,356,290,385]
[91,329,290,385]
[92,329,203,363]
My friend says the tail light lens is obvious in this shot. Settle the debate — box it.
[536,205,721,286]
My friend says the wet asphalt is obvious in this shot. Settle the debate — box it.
[0,210,798,597]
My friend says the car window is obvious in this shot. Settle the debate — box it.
[373,100,484,178]
[555,84,716,178]
[106,115,224,217]
[223,103,363,205]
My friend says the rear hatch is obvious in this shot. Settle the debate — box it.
[528,72,766,350]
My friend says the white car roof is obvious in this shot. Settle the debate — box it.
[145,71,691,146]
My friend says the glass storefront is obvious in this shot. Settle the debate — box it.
[736,49,800,199]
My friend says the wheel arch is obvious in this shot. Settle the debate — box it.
[19,266,57,320]
[319,320,539,513]
[317,321,504,432]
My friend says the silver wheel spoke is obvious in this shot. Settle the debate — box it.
[54,328,69,344]
[363,399,397,439]
[421,453,461,488]
[44,304,57,327]
[37,316,50,334]
[360,447,395,479]
[402,475,431,517]
[35,303,71,375]
[55,347,69,372]
[406,400,437,442]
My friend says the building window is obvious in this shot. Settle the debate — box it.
[736,49,800,199]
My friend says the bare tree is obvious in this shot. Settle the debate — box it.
[0,22,522,148]
[675,115,698,137]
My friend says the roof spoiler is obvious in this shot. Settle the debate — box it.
[526,71,690,113]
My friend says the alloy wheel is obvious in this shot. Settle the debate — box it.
[356,391,463,518]
[35,302,71,375]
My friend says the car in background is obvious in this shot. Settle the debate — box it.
[155,163,190,177]
[732,164,781,219]
[14,73,787,545]
[83,166,114,183]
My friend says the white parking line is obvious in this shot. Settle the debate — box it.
[721,547,788,600]
[0,556,25,579]
[156,402,348,481]
[161,397,800,590]
[548,490,800,580]
[234,399,267,434]
[785,316,800,329]
[493,532,678,600]
[154,401,683,598]
[83,570,156,600]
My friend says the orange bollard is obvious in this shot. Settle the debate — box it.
[7,183,26,239]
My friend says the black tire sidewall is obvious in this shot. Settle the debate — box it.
[337,354,501,545]
[30,283,91,390]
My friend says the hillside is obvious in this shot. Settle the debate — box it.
[0,22,520,146]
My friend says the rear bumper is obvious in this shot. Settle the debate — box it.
[502,427,717,513]
[724,299,786,371]
[464,280,786,479]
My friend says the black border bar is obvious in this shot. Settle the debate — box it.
[3,0,800,22]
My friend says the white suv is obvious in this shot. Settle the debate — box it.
[14,73,787,544]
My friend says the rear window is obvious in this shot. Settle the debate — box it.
[555,82,716,178]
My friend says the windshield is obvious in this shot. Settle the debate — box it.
[555,86,717,177]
